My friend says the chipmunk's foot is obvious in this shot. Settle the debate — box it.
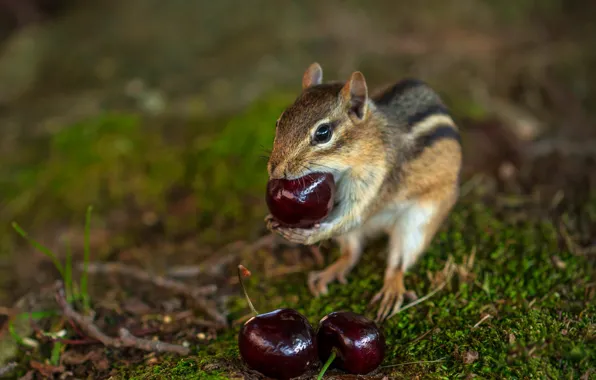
[307,256,353,296]
[369,269,406,324]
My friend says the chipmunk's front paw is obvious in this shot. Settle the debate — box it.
[264,214,279,231]
[369,269,406,324]
[266,215,331,245]
[273,224,322,245]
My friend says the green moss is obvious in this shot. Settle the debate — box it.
[2,114,185,219]
[188,91,296,224]
[115,198,595,379]
[0,91,297,255]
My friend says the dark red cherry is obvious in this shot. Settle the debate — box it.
[266,172,336,228]
[236,265,318,379]
[316,311,386,376]
[239,308,319,379]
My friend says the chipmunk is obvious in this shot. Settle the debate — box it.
[265,62,462,323]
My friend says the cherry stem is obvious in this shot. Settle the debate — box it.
[237,265,258,316]
[317,349,337,380]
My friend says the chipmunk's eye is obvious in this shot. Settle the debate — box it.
[313,123,332,144]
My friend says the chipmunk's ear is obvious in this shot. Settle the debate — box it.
[341,71,368,122]
[302,62,323,89]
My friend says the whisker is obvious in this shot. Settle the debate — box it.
[259,145,272,154]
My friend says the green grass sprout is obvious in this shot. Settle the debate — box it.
[81,205,93,311]
[11,221,65,278]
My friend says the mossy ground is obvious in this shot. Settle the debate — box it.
[1,90,595,379]
[117,201,596,379]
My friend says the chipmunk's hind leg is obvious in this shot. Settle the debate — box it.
[370,197,453,323]
[307,229,365,297]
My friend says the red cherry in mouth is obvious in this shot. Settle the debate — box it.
[266,172,336,228]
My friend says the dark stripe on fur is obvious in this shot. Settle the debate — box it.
[374,78,426,105]
[411,124,461,158]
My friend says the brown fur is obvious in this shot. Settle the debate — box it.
[266,62,462,322]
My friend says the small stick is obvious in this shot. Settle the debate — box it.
[81,262,217,296]
[167,232,308,279]
[54,281,190,355]
[118,328,189,356]
[80,262,226,326]
[55,284,116,347]
[472,314,492,329]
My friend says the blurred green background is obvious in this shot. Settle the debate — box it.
[1,0,595,330]
[0,1,595,378]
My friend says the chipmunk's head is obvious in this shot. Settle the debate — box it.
[267,62,382,181]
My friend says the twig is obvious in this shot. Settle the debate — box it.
[81,262,217,296]
[118,328,189,355]
[167,232,313,278]
[55,284,117,346]
[178,233,281,277]
[0,362,17,377]
[54,281,190,355]
[472,314,492,329]
[80,262,226,327]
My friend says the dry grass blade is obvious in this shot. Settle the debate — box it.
[472,314,492,329]
[390,259,456,318]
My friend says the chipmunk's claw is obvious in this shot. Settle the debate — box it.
[369,269,406,324]
[264,214,279,230]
